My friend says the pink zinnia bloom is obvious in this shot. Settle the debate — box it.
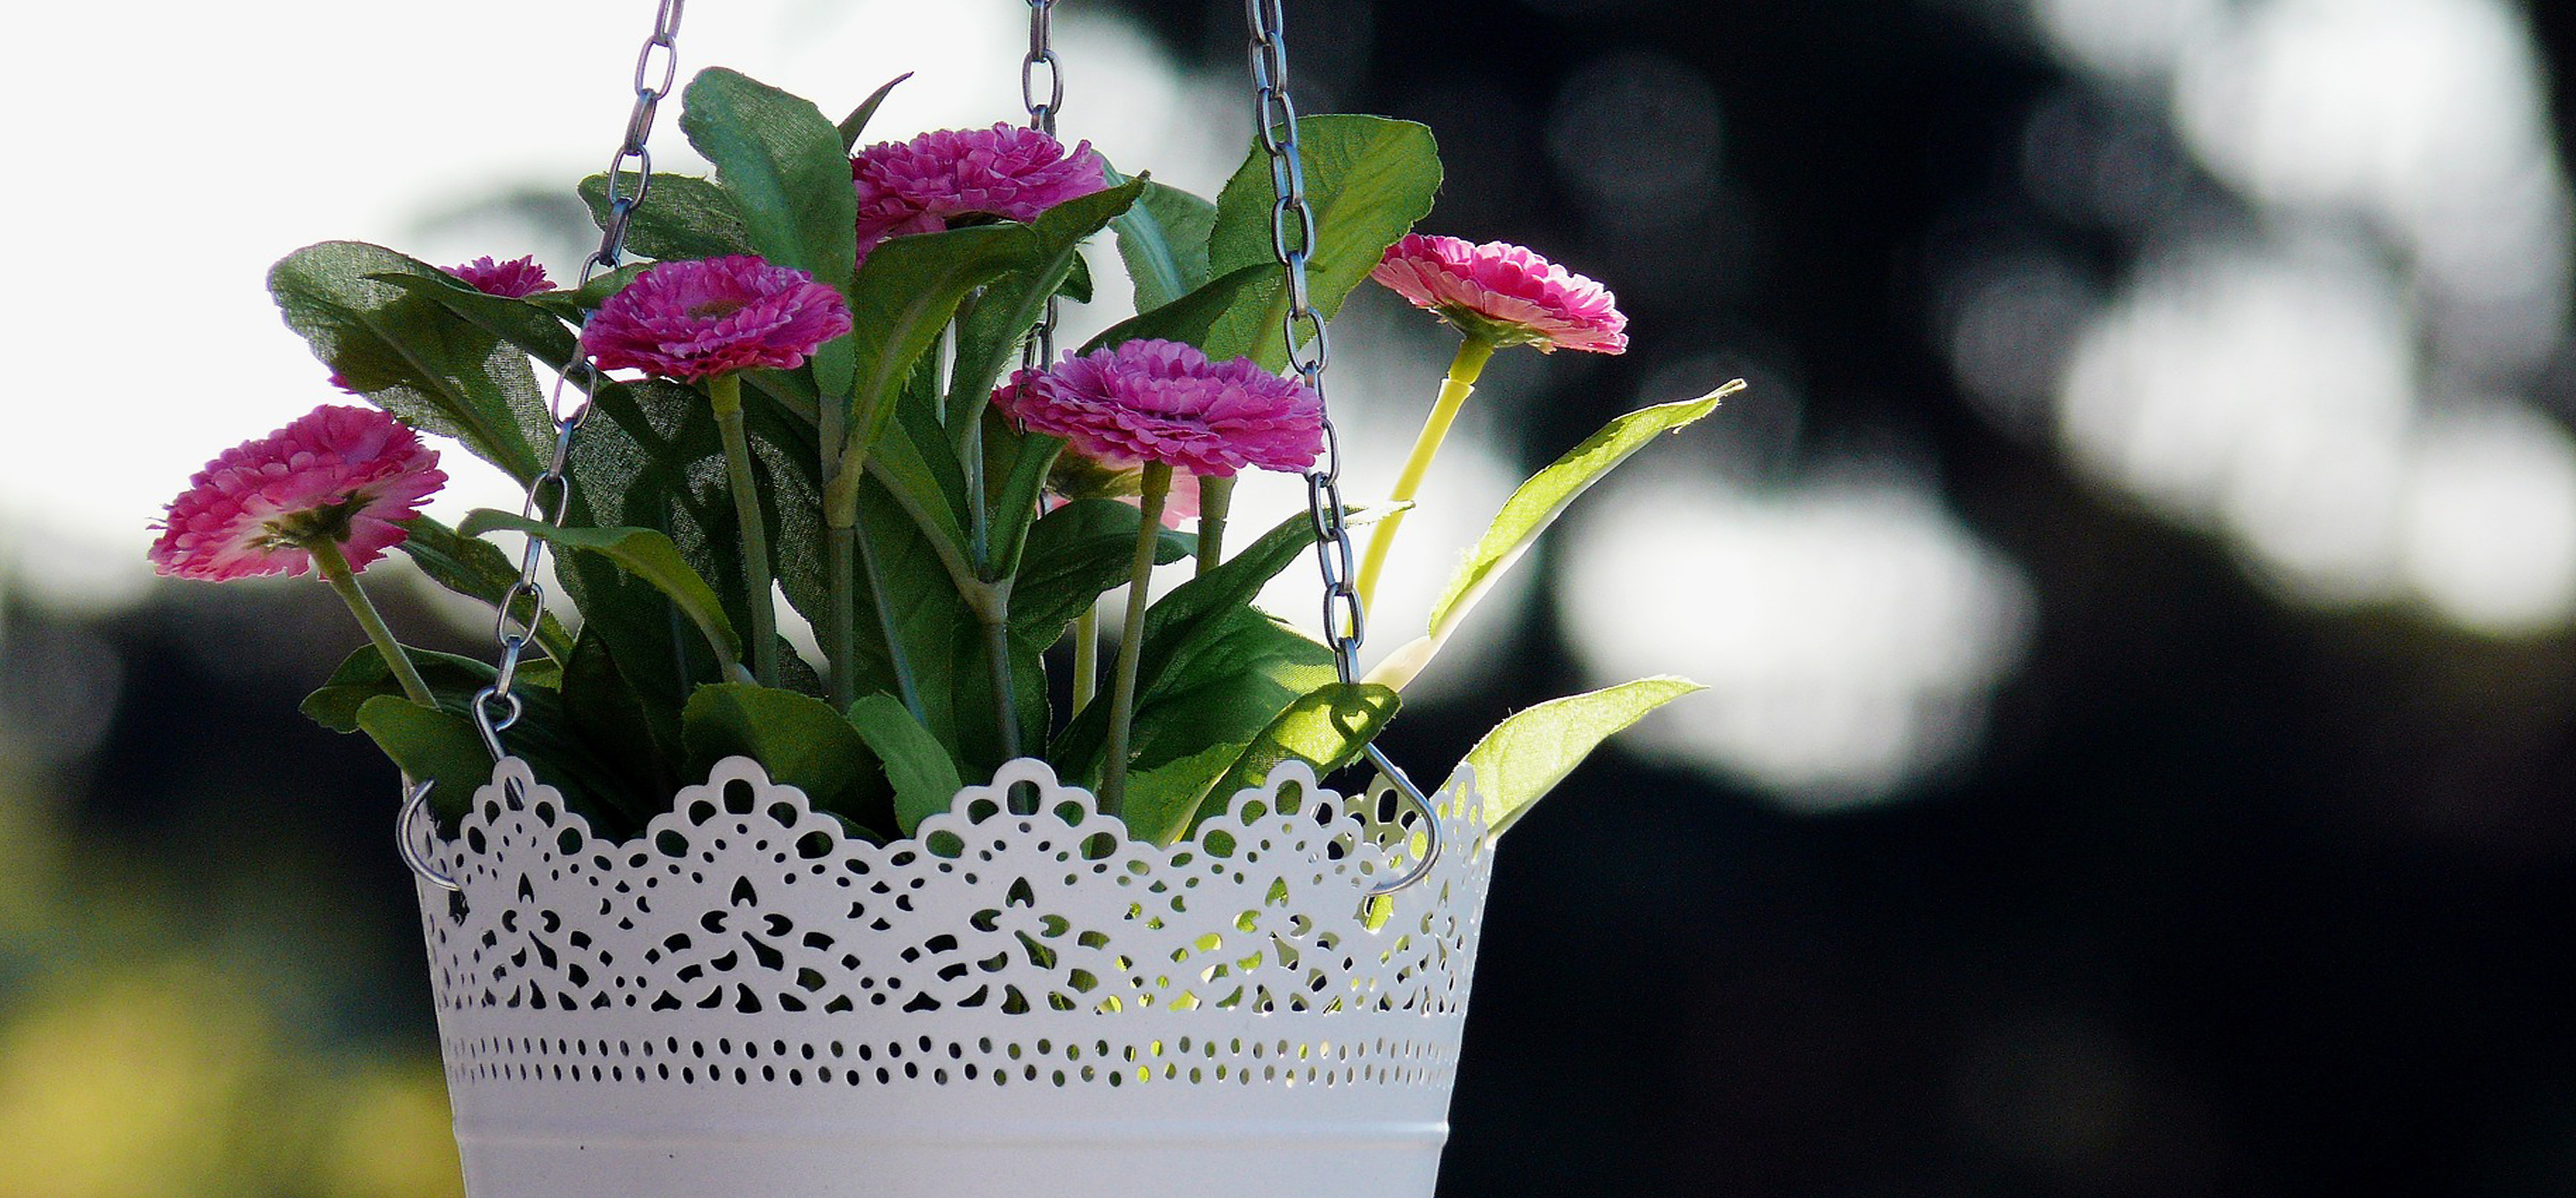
[578,254,853,382]
[148,405,446,582]
[852,124,1107,264]
[996,340,1323,478]
[448,254,553,298]
[1370,233,1629,354]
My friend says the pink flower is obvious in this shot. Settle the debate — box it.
[149,405,446,582]
[1370,234,1629,354]
[448,254,553,298]
[578,255,853,381]
[852,124,1107,264]
[996,340,1323,478]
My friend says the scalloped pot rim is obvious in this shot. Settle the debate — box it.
[431,753,1489,869]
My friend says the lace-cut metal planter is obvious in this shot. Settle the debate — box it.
[412,755,1491,1197]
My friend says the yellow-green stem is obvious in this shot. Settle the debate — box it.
[1071,599,1101,712]
[1354,337,1496,613]
[710,374,780,688]
[1194,473,1234,577]
[1099,462,1172,817]
[311,538,435,709]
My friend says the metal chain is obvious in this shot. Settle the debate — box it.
[1021,0,1064,376]
[1245,0,1442,894]
[470,0,686,762]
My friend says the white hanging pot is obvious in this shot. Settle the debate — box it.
[408,754,1491,1198]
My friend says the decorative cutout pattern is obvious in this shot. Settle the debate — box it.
[418,756,1490,1094]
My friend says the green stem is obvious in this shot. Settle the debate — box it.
[1071,599,1101,712]
[310,539,434,709]
[709,374,780,688]
[1354,337,1496,613]
[845,510,927,721]
[1194,473,1234,577]
[1099,462,1171,817]
[827,524,859,712]
[982,598,1020,760]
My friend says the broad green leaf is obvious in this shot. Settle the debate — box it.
[393,515,577,664]
[846,693,965,835]
[269,241,552,481]
[828,224,1038,508]
[457,510,745,676]
[301,646,558,735]
[1456,677,1704,838]
[838,72,913,151]
[1079,262,1277,357]
[1129,682,1399,845]
[355,696,494,829]
[1372,382,1743,691]
[557,376,806,713]
[559,625,685,805]
[1107,611,1337,803]
[1105,169,1219,310]
[682,683,895,834]
[943,179,1146,433]
[680,68,856,284]
[374,271,580,369]
[1203,116,1442,369]
[979,415,1067,583]
[1046,506,1383,784]
[577,172,755,263]
[680,68,859,406]
[1008,498,1192,654]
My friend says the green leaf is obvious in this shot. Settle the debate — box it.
[830,224,1038,499]
[1046,507,1350,784]
[1203,116,1443,369]
[1107,172,1219,310]
[979,416,1067,583]
[846,693,965,835]
[1079,262,1277,357]
[457,510,745,675]
[682,683,895,834]
[1130,682,1399,845]
[577,172,755,263]
[943,178,1146,432]
[355,696,495,829]
[559,625,685,804]
[838,72,913,151]
[301,646,557,735]
[393,515,576,664]
[1456,677,1704,838]
[1374,382,1741,691]
[1008,498,1192,653]
[269,241,552,481]
[547,376,789,715]
[373,270,582,369]
[680,68,857,285]
[1106,611,1338,813]
[681,68,859,407]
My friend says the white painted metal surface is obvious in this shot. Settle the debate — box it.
[414,755,1491,1197]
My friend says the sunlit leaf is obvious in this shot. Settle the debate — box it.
[1455,677,1704,838]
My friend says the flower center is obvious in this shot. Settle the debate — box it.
[686,297,750,321]
[262,496,361,550]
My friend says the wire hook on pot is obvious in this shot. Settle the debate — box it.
[398,779,461,893]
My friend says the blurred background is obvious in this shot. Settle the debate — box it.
[6,0,2575,1193]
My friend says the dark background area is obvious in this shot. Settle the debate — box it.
[6,1,2575,1195]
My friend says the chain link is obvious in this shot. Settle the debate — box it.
[472,0,685,762]
[1021,0,1064,377]
[1244,0,1440,893]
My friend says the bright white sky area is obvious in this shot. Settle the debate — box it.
[0,0,1539,696]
